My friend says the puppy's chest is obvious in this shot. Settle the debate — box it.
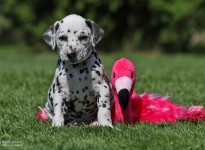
[53,58,103,122]
[55,57,102,109]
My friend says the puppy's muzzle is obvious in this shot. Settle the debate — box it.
[67,52,77,60]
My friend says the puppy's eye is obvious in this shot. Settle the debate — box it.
[59,36,67,41]
[79,35,88,41]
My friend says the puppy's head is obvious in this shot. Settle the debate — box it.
[43,14,104,64]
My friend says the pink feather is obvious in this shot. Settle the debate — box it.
[36,106,49,122]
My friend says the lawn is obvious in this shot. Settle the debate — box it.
[0,44,205,150]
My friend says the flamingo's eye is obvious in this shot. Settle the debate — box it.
[131,73,134,78]
[113,73,116,78]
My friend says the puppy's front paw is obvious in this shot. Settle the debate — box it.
[90,120,113,128]
[90,120,99,126]
[101,122,113,128]
[52,116,64,127]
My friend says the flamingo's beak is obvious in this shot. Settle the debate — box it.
[115,76,133,109]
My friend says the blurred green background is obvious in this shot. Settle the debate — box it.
[1,0,205,54]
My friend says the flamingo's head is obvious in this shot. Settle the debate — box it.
[111,58,136,109]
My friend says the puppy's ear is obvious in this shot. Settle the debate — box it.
[43,21,60,50]
[85,19,104,47]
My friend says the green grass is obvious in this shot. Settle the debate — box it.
[0,44,205,150]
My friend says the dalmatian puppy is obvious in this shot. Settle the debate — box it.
[43,14,114,128]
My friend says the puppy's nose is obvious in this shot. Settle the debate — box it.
[67,52,77,59]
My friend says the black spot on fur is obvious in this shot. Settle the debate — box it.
[53,84,55,93]
[92,78,95,80]
[48,92,51,98]
[63,97,67,102]
[80,69,85,74]
[86,102,95,107]
[95,61,100,67]
[92,52,98,59]
[58,89,62,93]
[104,85,107,88]
[96,70,101,76]
[65,101,68,106]
[73,64,79,68]
[98,58,102,64]
[69,74,73,78]
[95,92,101,103]
[76,90,79,94]
[61,20,64,23]
[74,31,77,34]
[92,65,97,69]
[85,100,90,104]
[65,68,68,72]
[55,103,58,106]
[84,95,87,100]
[56,77,60,86]
[85,20,92,30]
[67,29,70,32]
[55,23,59,31]
[79,78,81,81]
[50,97,53,106]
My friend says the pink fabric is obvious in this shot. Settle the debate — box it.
[36,106,49,122]
[186,106,205,121]
[132,92,187,123]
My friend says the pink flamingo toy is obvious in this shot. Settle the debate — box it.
[111,58,205,123]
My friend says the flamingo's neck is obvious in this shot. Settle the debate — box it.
[114,91,133,123]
